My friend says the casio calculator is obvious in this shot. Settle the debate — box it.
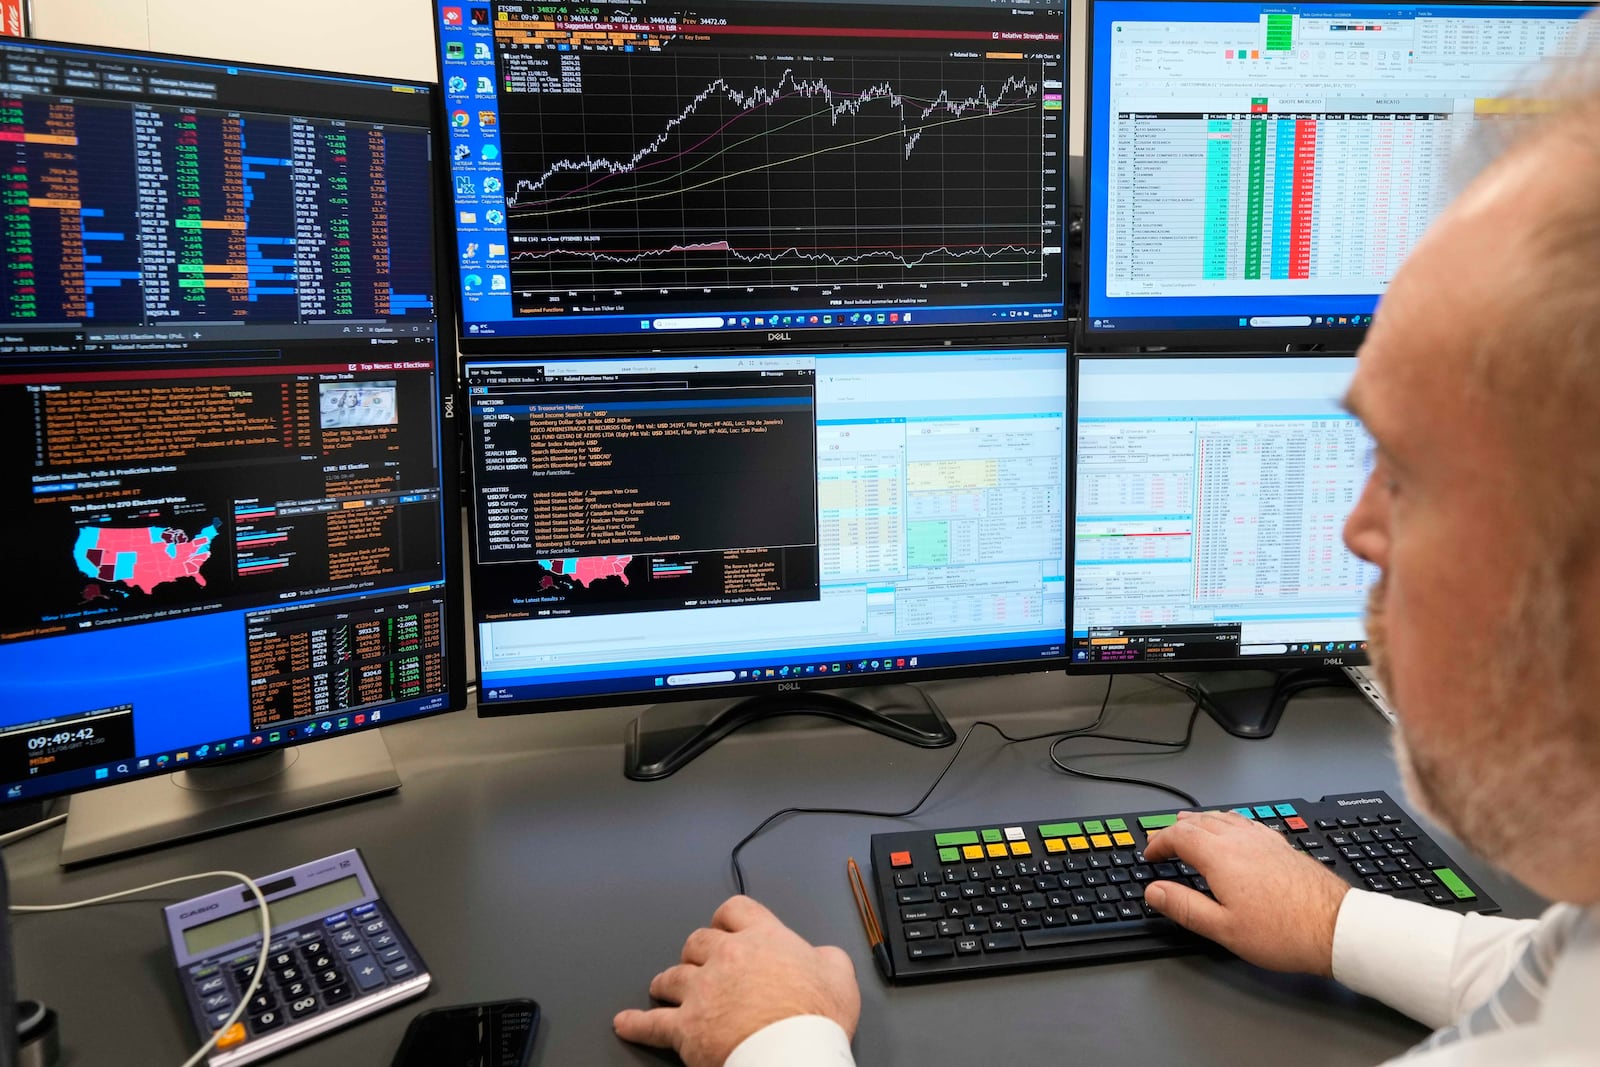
[165,849,429,1065]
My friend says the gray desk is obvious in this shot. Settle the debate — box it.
[3,673,1543,1066]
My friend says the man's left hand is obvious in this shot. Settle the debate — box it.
[614,894,860,1067]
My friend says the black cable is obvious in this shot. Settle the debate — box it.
[729,676,1117,896]
[1046,697,1204,808]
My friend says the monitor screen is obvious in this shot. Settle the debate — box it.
[1082,0,1596,344]
[1070,354,1377,670]
[0,39,464,802]
[436,0,1068,349]
[465,346,1067,707]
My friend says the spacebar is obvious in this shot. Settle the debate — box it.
[1021,920,1178,949]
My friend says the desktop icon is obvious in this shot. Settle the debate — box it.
[338,718,350,729]
[480,143,500,161]
[455,175,475,196]
[355,714,366,725]
[471,6,490,24]
[483,176,502,194]
[372,710,382,722]
[478,110,496,128]
[196,745,210,758]
[320,721,333,732]
[251,735,264,745]
[5,787,19,799]
[138,758,150,769]
[462,241,479,259]
[779,666,790,677]
[446,41,466,60]
[453,143,471,161]
[442,7,463,26]
[489,243,505,258]
[463,272,484,291]
[485,208,505,225]
[451,110,470,128]
[474,41,492,60]
[490,273,507,291]
[909,657,918,667]
[156,754,170,766]
[233,739,245,749]
[476,76,494,94]
[94,768,109,780]
[448,76,468,94]
[176,752,189,762]
[269,731,281,743]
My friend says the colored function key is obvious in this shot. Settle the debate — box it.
[890,851,912,868]
[938,847,961,864]
[1274,803,1298,817]
[1043,839,1067,853]
[1037,822,1081,838]
[935,830,980,848]
[1089,834,1112,849]
[962,845,985,861]
[1083,821,1105,835]
[1253,806,1277,819]
[1010,841,1032,856]
[1284,816,1308,832]
[1138,814,1178,831]
[1067,836,1090,852]
[1112,832,1136,848]
[1105,818,1128,832]
[1434,868,1476,901]
[1234,808,1256,819]
[981,829,1004,844]
[985,843,1008,859]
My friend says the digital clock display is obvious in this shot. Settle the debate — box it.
[0,704,135,783]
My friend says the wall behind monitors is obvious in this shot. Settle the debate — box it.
[1082,0,1596,347]
[435,0,1068,349]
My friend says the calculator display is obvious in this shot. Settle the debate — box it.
[183,876,367,956]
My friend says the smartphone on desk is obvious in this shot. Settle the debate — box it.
[391,999,540,1067]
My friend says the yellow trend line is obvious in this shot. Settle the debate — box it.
[510,101,1040,220]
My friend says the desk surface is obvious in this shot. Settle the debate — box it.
[4,673,1543,1066]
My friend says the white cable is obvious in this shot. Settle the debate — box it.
[0,813,67,848]
[12,870,271,1067]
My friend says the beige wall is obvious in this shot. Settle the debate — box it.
[31,0,437,82]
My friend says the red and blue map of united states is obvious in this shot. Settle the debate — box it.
[536,556,631,589]
[73,522,221,595]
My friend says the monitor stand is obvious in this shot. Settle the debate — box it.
[624,684,956,781]
[1173,668,1354,739]
[58,731,400,867]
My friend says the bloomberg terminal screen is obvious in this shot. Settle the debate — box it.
[0,40,455,800]
[437,0,1068,343]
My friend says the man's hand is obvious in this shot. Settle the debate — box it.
[1143,810,1350,976]
[613,895,860,1067]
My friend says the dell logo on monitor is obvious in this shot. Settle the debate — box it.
[1323,657,1345,666]
[777,681,801,692]
[767,332,792,342]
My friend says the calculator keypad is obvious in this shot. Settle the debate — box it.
[185,901,424,1055]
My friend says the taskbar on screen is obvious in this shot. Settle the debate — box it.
[478,641,1065,705]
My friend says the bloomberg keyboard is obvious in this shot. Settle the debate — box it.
[868,790,1497,981]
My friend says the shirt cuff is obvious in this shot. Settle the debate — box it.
[723,1015,855,1067]
[1332,888,1465,1028]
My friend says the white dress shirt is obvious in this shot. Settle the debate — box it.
[724,893,1599,1067]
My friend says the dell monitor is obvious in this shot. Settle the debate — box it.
[464,345,1069,777]
[0,38,466,863]
[1070,353,1377,733]
[434,0,1069,349]
[1082,0,1596,347]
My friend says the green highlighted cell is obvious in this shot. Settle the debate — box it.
[1245,116,1267,281]
[1266,13,1294,50]
[906,522,950,568]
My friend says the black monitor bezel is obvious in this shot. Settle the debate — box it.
[459,342,1073,717]
[1065,349,1372,676]
[0,36,469,806]
[429,0,1073,355]
[1078,0,1594,352]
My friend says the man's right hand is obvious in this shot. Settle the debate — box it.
[1143,810,1351,976]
